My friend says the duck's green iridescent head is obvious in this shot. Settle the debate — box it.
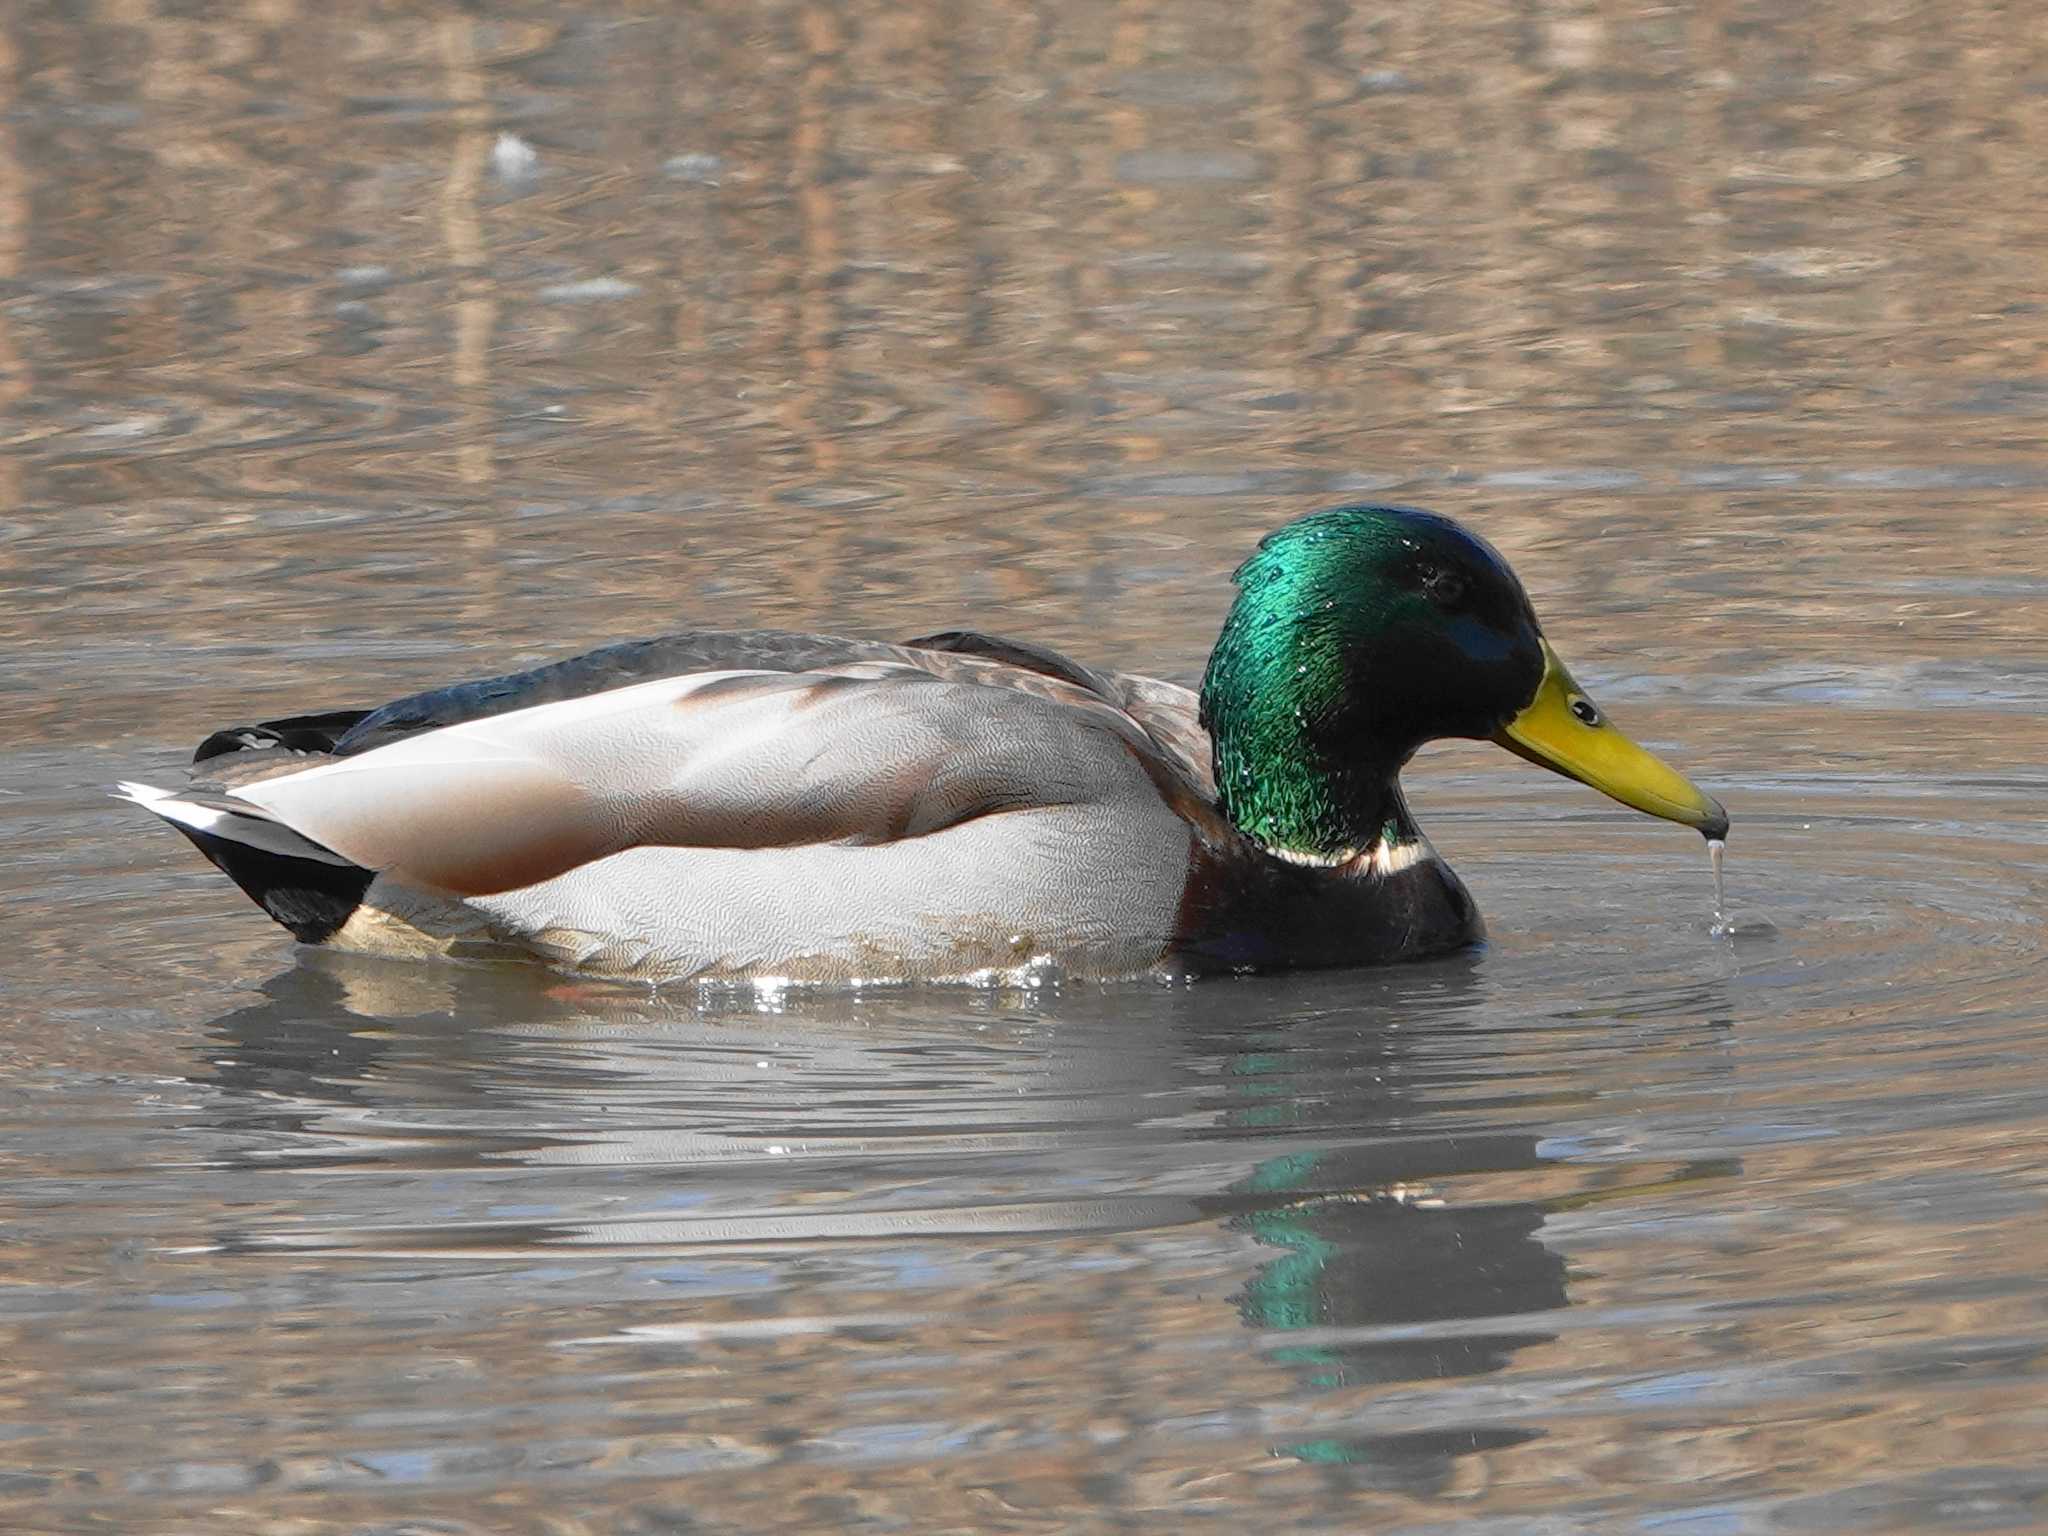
[1200,505,1728,862]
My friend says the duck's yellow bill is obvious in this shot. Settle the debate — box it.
[1492,640,1729,840]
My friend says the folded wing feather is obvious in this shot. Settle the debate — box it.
[229,666,1151,897]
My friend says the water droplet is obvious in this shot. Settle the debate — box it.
[1707,837,1731,937]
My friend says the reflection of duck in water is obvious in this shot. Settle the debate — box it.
[1228,1155,1563,1484]
[1193,966,1566,1486]
[121,506,1726,983]
[198,956,1617,1493]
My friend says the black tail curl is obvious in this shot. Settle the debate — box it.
[193,708,373,765]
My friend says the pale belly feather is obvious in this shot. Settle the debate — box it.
[331,797,1193,984]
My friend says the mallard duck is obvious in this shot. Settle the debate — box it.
[119,504,1727,983]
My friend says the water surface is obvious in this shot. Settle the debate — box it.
[4,4,2048,1531]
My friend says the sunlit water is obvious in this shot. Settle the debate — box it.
[6,4,2048,1532]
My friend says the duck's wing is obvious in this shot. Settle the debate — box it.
[328,623,1220,794]
[221,660,1181,899]
[189,631,944,766]
[196,627,1215,786]
[324,630,931,757]
[185,628,959,774]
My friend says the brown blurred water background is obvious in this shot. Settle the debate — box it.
[4,2,2048,1531]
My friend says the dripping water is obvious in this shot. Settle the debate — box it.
[1707,837,1731,937]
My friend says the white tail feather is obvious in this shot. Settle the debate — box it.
[113,781,357,867]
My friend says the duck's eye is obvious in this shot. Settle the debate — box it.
[1421,567,1466,607]
[1569,696,1603,727]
